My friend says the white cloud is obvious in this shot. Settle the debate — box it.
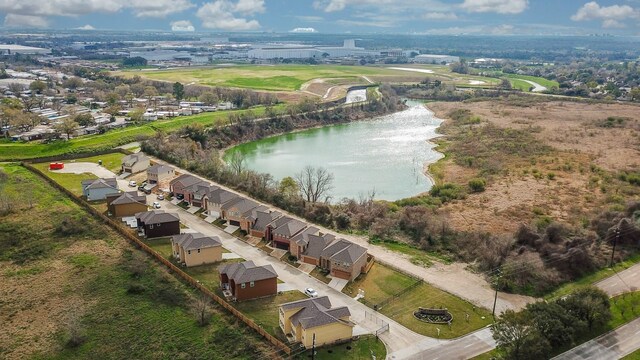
[295,15,324,22]
[313,0,450,13]
[290,27,317,33]
[233,0,265,15]
[76,24,96,30]
[571,2,639,28]
[197,1,262,31]
[0,0,194,20]
[171,20,195,31]
[460,0,528,14]
[4,14,50,28]
[423,12,458,20]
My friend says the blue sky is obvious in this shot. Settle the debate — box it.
[1,0,639,35]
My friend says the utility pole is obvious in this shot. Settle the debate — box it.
[492,269,501,321]
[610,227,621,268]
[311,333,316,360]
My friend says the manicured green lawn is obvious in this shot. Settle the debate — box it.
[68,153,125,173]
[145,237,173,259]
[344,263,492,339]
[546,253,640,300]
[501,73,559,91]
[116,65,406,91]
[0,106,280,161]
[294,335,387,360]
[234,290,308,337]
[623,349,640,360]
[310,267,331,284]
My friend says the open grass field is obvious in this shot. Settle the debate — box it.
[624,349,640,360]
[343,263,492,338]
[0,105,280,161]
[116,65,405,91]
[234,290,308,337]
[501,73,559,91]
[0,163,275,359]
[294,335,387,360]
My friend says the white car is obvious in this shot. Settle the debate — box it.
[157,194,165,200]
[152,201,161,209]
[128,180,137,187]
[304,288,318,297]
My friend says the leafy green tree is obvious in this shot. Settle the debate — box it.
[74,113,95,127]
[128,108,145,123]
[198,92,217,105]
[54,117,80,140]
[29,80,47,93]
[173,82,185,101]
[278,176,299,199]
[492,310,551,360]
[527,301,585,348]
[559,287,611,331]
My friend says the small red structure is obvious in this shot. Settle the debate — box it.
[49,162,64,170]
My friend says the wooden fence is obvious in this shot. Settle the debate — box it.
[23,162,292,357]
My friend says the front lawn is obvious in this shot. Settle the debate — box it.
[344,263,492,339]
[294,335,387,360]
[233,290,308,337]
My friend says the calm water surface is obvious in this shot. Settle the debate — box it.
[227,100,443,201]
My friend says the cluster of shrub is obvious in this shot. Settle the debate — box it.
[493,287,612,360]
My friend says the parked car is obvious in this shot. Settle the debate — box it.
[304,288,318,297]
[157,194,165,200]
[128,180,137,187]
[152,201,161,209]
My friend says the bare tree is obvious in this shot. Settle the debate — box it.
[54,117,80,140]
[192,294,211,326]
[228,151,246,176]
[295,166,334,204]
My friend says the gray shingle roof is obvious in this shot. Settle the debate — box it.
[281,296,353,330]
[207,188,239,205]
[109,191,146,206]
[272,217,306,238]
[218,260,278,284]
[147,164,174,175]
[245,205,269,222]
[291,226,320,247]
[252,210,282,232]
[122,153,148,167]
[191,184,219,200]
[170,174,204,189]
[222,197,259,215]
[302,233,336,260]
[135,210,180,224]
[82,177,118,190]
[321,238,367,265]
[172,233,221,251]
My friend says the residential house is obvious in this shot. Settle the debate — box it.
[320,239,368,281]
[188,183,219,208]
[290,227,320,258]
[206,188,239,217]
[220,197,260,232]
[81,178,119,201]
[171,233,222,267]
[268,216,307,250]
[169,174,206,202]
[218,261,278,301]
[106,191,147,217]
[135,210,181,238]
[250,210,282,238]
[147,164,175,184]
[279,296,354,349]
[121,153,150,175]
[299,233,336,266]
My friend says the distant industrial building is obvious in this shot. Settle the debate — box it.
[248,39,380,60]
[0,44,50,55]
[414,54,460,64]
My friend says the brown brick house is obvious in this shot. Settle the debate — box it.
[188,183,219,208]
[267,216,307,250]
[218,261,278,301]
[290,226,320,258]
[221,197,260,231]
[205,188,239,217]
[106,191,147,217]
[298,233,336,266]
[135,210,181,238]
[169,174,206,202]
[320,239,368,281]
[249,209,282,238]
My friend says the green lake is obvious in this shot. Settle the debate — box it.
[226,101,443,201]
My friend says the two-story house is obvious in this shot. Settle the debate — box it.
[81,178,119,201]
[106,191,147,217]
[135,210,180,238]
[218,261,278,301]
[121,153,149,175]
[171,232,222,267]
[147,164,175,185]
[267,216,307,250]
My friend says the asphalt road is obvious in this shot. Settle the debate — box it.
[553,317,640,360]
[596,263,640,297]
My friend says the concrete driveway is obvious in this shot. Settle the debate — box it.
[53,162,129,190]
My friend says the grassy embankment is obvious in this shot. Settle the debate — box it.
[501,73,559,91]
[0,105,282,161]
[115,65,405,92]
[343,263,492,339]
[0,163,275,359]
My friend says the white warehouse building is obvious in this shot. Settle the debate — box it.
[414,54,460,64]
[248,40,380,60]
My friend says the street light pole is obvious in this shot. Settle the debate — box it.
[492,269,501,321]
[610,227,620,268]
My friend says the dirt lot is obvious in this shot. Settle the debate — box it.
[428,100,640,234]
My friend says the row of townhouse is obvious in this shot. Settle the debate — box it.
[169,174,373,281]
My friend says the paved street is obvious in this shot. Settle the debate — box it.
[596,263,640,297]
[553,317,640,360]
